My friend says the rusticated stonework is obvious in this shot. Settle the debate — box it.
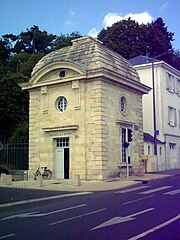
[21,36,150,180]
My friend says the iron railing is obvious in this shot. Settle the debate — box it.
[0,142,29,170]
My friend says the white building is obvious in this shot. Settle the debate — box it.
[130,56,180,171]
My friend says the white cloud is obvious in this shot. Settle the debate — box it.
[103,12,153,28]
[88,11,153,38]
[65,20,72,25]
[87,28,99,38]
[65,7,76,25]
[103,12,122,28]
[68,8,75,16]
[160,2,170,12]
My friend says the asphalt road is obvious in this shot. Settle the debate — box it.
[0,176,179,240]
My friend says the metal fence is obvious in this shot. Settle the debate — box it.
[0,142,29,170]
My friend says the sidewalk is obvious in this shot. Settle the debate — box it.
[0,169,180,192]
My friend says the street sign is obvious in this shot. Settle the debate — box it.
[154,130,159,136]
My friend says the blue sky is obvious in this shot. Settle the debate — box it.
[0,0,179,49]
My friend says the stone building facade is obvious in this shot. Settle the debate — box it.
[21,37,150,180]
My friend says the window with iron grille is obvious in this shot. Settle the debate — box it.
[121,128,126,163]
[56,138,69,148]
[56,96,67,112]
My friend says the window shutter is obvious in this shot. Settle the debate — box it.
[166,72,170,90]
[174,108,177,126]
[168,106,170,124]
[172,76,175,92]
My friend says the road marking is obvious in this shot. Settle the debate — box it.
[0,234,15,239]
[164,189,180,195]
[128,214,180,240]
[91,208,154,230]
[0,192,92,208]
[1,204,86,221]
[115,186,150,194]
[49,208,107,226]
[139,186,172,194]
[122,195,155,205]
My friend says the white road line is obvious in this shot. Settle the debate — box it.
[49,208,107,226]
[128,214,180,240]
[164,189,180,195]
[122,195,155,205]
[127,208,154,218]
[0,234,15,239]
[115,186,150,194]
[139,186,172,194]
[1,204,87,221]
[0,192,92,208]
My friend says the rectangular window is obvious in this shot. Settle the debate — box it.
[159,147,162,156]
[168,106,177,126]
[176,78,180,96]
[166,72,175,93]
[148,146,151,155]
[121,128,126,163]
[56,138,69,148]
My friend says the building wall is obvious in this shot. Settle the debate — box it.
[28,77,144,180]
[134,62,180,170]
[23,36,150,180]
[144,142,166,171]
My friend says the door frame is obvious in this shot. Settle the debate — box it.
[55,137,70,179]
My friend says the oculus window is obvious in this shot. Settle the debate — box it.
[56,96,67,112]
[120,96,126,113]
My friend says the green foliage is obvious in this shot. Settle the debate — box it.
[147,18,174,57]
[0,72,29,141]
[98,17,179,69]
[3,25,56,54]
[98,18,149,59]
[172,50,180,70]
[0,26,83,141]
[0,38,11,65]
[0,21,179,142]
[9,52,45,77]
[52,31,82,50]
[9,121,29,142]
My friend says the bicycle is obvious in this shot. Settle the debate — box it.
[34,166,52,180]
[132,166,144,176]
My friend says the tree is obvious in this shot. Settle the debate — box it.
[10,52,45,77]
[98,18,149,59]
[0,72,29,141]
[0,38,11,66]
[147,18,174,59]
[98,17,175,66]
[3,26,56,54]
[0,26,83,141]
[171,50,180,70]
[52,31,82,50]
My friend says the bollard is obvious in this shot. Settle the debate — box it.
[36,174,43,187]
[24,171,28,181]
[0,174,12,185]
[73,175,81,186]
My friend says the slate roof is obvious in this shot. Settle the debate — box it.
[143,132,164,144]
[129,55,159,66]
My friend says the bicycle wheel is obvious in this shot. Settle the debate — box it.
[42,170,52,180]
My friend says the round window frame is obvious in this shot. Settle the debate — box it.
[120,96,127,115]
[56,96,68,112]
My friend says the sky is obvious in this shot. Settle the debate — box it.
[0,0,179,50]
